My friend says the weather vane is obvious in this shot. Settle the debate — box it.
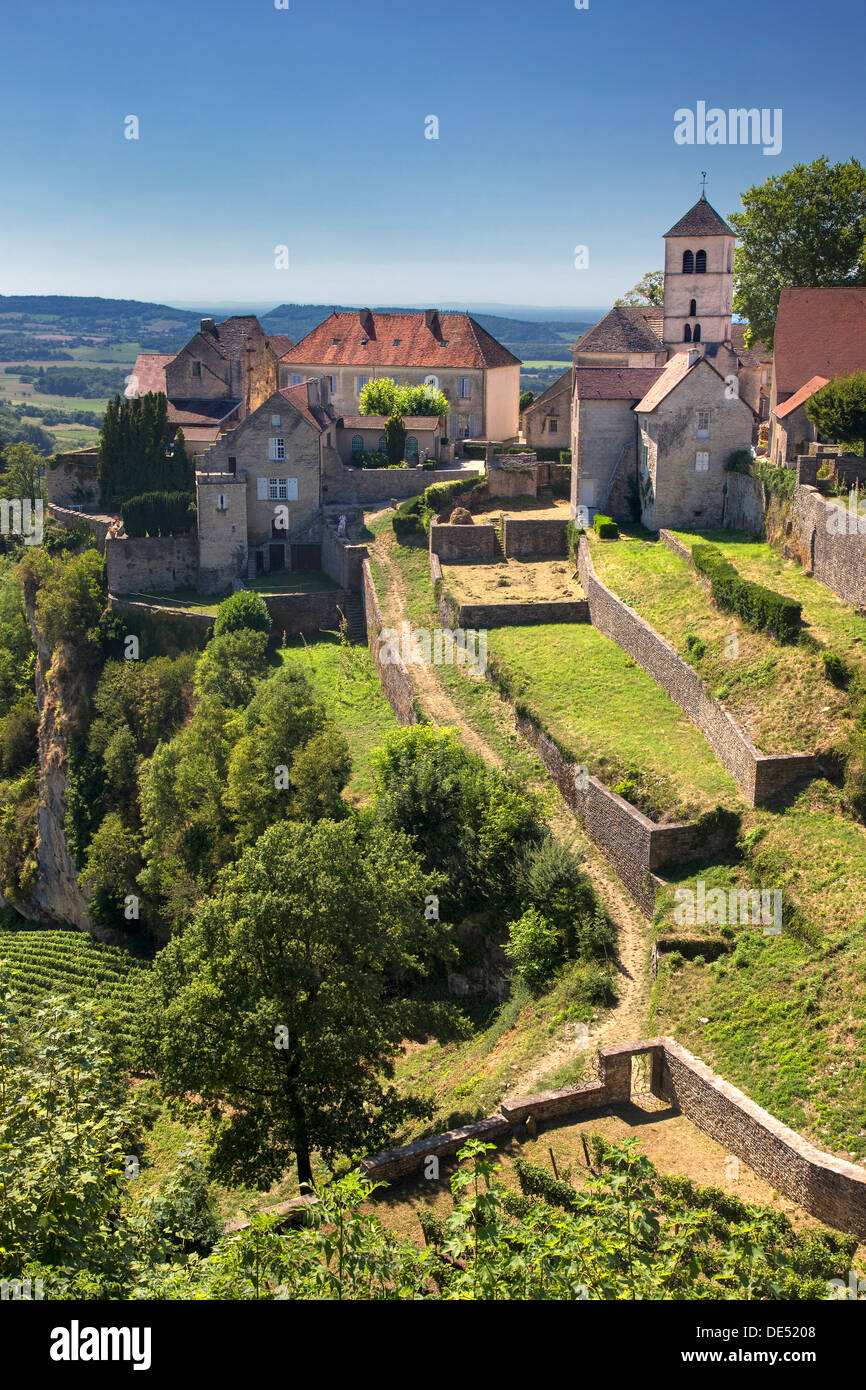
[700,170,708,194]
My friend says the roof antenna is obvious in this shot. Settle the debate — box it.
[700,170,708,198]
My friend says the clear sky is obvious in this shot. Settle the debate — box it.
[2,0,864,310]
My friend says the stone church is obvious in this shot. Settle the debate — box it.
[570,194,768,530]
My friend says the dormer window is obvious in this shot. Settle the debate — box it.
[392,338,401,345]
[695,250,707,273]
[689,299,697,316]
[360,338,369,346]
[682,250,694,274]
[331,337,340,345]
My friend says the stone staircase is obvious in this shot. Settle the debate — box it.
[341,593,367,644]
[491,514,505,557]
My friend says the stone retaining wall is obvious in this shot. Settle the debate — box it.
[106,535,198,594]
[321,527,367,591]
[793,482,866,610]
[361,558,419,725]
[502,517,568,557]
[578,536,819,805]
[456,599,588,627]
[329,466,469,504]
[263,590,352,636]
[722,472,765,534]
[429,521,498,560]
[513,712,736,916]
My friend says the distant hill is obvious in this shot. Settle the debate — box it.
[0,296,594,366]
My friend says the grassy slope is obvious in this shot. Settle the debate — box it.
[587,527,852,757]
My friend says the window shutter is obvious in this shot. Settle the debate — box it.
[257,477,268,500]
[286,478,299,500]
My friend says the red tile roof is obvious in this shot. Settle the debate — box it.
[278,383,338,433]
[574,366,663,400]
[772,374,829,420]
[635,352,702,412]
[774,287,866,397]
[125,353,173,397]
[266,334,294,358]
[280,310,521,369]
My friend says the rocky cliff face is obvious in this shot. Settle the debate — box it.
[18,582,97,934]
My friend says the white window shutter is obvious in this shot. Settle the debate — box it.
[257,477,268,500]
[286,478,299,501]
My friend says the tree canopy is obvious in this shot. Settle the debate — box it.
[359,377,449,420]
[805,371,866,457]
[730,157,866,346]
[98,392,194,509]
[614,270,664,307]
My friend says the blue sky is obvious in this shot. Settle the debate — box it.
[2,0,864,310]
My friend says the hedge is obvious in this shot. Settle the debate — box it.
[593,514,619,539]
[121,490,195,538]
[690,543,801,643]
[391,473,487,539]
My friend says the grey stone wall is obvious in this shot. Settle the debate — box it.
[430,522,498,560]
[577,537,819,805]
[361,559,418,725]
[325,465,470,505]
[793,483,866,610]
[321,527,367,591]
[106,536,198,594]
[262,590,352,636]
[457,599,588,628]
[722,471,765,534]
[46,451,100,508]
[503,517,567,557]
[48,505,113,549]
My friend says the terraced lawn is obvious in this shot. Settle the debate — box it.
[489,623,739,818]
[443,556,581,604]
[587,528,851,757]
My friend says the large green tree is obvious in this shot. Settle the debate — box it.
[805,372,866,456]
[98,392,189,508]
[614,270,664,307]
[359,377,449,420]
[730,157,866,346]
[144,817,460,1187]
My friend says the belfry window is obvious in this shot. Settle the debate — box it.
[684,324,692,342]
[693,324,702,342]
[682,250,694,274]
[689,299,697,316]
[695,249,707,273]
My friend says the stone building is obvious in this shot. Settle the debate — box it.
[522,370,571,451]
[769,375,828,465]
[634,352,755,531]
[126,315,290,459]
[570,193,767,527]
[279,308,521,444]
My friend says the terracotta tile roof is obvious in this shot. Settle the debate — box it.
[278,383,339,433]
[573,305,664,356]
[635,352,702,412]
[523,370,571,413]
[339,414,442,430]
[167,399,241,427]
[574,366,663,401]
[280,310,521,369]
[774,287,866,396]
[772,375,829,420]
[266,334,294,358]
[664,195,735,239]
[125,353,173,397]
[730,322,772,369]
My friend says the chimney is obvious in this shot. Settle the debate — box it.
[201,317,216,335]
[359,308,375,337]
[425,309,441,336]
[307,378,321,409]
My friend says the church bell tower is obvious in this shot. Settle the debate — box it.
[662,189,735,357]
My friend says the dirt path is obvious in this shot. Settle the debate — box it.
[371,527,652,1093]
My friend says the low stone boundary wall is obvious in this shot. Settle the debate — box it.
[456,599,588,627]
[48,504,114,549]
[332,466,470,504]
[578,536,819,805]
[361,558,419,725]
[503,516,567,558]
[429,522,498,561]
[225,1035,866,1239]
[263,590,352,636]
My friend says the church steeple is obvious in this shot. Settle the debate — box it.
[661,190,735,356]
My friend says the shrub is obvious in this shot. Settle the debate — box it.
[725,449,753,473]
[121,491,195,538]
[559,450,572,466]
[593,514,618,539]
[684,632,707,661]
[449,507,473,525]
[504,906,561,989]
[212,590,271,637]
[690,544,801,643]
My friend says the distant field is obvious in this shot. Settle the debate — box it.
[521,359,571,369]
